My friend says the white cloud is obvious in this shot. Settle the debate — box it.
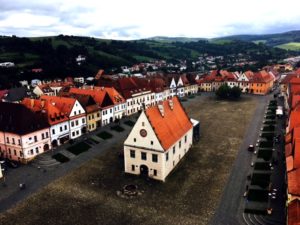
[0,0,300,39]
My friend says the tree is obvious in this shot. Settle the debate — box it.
[215,84,241,100]
[229,86,241,99]
[215,84,230,99]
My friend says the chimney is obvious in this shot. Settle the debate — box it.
[168,99,173,110]
[158,103,164,117]
[30,98,34,108]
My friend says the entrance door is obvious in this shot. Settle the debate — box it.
[140,165,149,177]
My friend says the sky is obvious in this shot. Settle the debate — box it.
[0,0,300,40]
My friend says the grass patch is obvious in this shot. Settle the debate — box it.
[97,131,113,140]
[247,189,269,202]
[276,42,300,51]
[262,125,275,132]
[254,162,271,171]
[259,141,273,148]
[52,153,70,163]
[124,120,135,127]
[67,142,91,155]
[110,125,125,132]
[265,115,276,120]
[260,132,275,140]
[263,120,276,125]
[257,149,273,161]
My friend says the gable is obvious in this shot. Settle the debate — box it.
[124,112,164,152]
[170,78,176,88]
[69,100,85,117]
[177,77,184,86]
[238,73,249,82]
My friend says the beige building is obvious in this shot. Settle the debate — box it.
[124,96,194,181]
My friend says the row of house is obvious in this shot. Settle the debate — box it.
[0,74,199,163]
[198,70,277,95]
[281,72,300,225]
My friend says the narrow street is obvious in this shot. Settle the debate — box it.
[209,92,286,225]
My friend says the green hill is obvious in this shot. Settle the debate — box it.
[213,30,300,47]
[276,42,300,51]
[0,34,295,88]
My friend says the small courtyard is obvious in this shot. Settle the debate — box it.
[0,95,257,225]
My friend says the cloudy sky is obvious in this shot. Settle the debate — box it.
[0,0,300,40]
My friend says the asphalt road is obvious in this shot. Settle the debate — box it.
[209,94,273,225]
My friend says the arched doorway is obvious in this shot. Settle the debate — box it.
[44,144,50,151]
[52,140,58,148]
[109,117,113,123]
[140,165,149,177]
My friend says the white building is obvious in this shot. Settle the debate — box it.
[124,97,194,181]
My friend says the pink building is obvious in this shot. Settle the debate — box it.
[0,102,51,163]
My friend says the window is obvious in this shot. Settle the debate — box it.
[14,149,17,155]
[30,149,33,155]
[6,137,9,144]
[75,120,79,126]
[151,141,153,145]
[131,165,135,171]
[36,147,39,154]
[76,130,79,135]
[71,121,74,127]
[18,139,21,145]
[12,138,15,144]
[52,129,55,135]
[60,127,63,132]
[142,122,145,126]
[74,111,77,115]
[134,138,136,142]
[97,113,100,118]
[46,132,49,138]
[42,133,45,139]
[34,136,37,142]
[78,110,81,114]
[152,154,158,163]
[179,141,181,148]
[173,146,176,154]
[72,132,75,137]
[65,125,67,130]
[110,109,112,113]
[130,150,135,158]
[185,135,187,143]
[166,152,169,161]
[141,152,147,160]
[153,169,157,176]
[82,118,85,124]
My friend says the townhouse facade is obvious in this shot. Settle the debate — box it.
[0,102,51,163]
[124,97,194,181]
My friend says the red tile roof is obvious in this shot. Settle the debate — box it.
[22,98,69,125]
[292,96,300,110]
[288,168,300,196]
[289,110,300,132]
[145,96,193,150]
[288,199,300,225]
[286,143,293,157]
[40,95,77,117]
[287,156,294,172]
[294,139,300,169]
[68,87,115,108]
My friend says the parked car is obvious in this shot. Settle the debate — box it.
[248,144,255,152]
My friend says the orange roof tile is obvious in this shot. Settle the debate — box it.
[295,139,300,169]
[286,143,293,157]
[288,168,300,196]
[21,98,69,125]
[289,111,300,132]
[145,96,193,150]
[40,95,76,117]
[288,199,300,225]
[292,96,300,110]
[287,156,294,172]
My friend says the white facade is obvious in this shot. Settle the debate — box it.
[101,106,114,126]
[114,103,127,120]
[50,121,70,146]
[126,91,155,115]
[69,100,87,139]
[124,111,193,181]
